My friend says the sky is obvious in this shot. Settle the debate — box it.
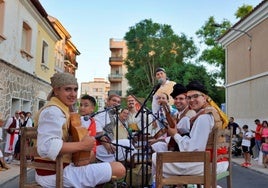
[39,0,262,85]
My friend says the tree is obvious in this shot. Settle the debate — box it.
[124,19,224,105]
[124,19,198,97]
[235,4,253,19]
[195,16,231,82]
[167,62,224,104]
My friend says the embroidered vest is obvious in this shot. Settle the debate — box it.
[190,105,226,162]
[34,97,72,163]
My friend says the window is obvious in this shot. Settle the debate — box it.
[41,40,48,64]
[92,88,103,92]
[115,69,119,74]
[40,40,49,71]
[0,0,6,42]
[20,21,33,60]
[38,100,45,110]
[21,22,32,52]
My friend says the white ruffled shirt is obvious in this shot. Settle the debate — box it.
[173,113,214,151]
[37,106,64,161]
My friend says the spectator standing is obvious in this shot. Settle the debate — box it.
[260,120,268,140]
[228,117,242,137]
[251,119,262,160]
[261,137,268,168]
[14,111,32,161]
[241,125,253,168]
[3,111,20,163]
[26,112,33,127]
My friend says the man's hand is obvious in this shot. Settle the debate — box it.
[80,135,95,151]
[101,136,115,154]
[167,126,177,137]
[103,142,116,154]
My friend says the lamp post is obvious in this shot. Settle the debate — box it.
[213,23,252,51]
[212,23,252,41]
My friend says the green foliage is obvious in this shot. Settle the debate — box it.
[196,16,231,82]
[235,4,253,19]
[124,19,224,105]
[124,19,197,96]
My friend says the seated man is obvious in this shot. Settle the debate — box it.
[150,83,196,152]
[151,81,229,178]
[95,94,137,162]
[116,108,131,140]
[148,92,178,147]
[35,72,125,187]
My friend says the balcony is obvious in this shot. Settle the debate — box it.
[108,74,123,82]
[109,57,123,66]
[64,59,78,69]
[108,90,122,96]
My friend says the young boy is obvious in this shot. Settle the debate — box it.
[79,94,97,162]
[241,124,253,167]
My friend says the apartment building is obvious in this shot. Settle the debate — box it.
[80,78,110,110]
[108,38,129,97]
[48,15,80,75]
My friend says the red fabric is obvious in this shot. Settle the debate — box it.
[206,147,228,162]
[88,118,96,153]
[8,117,18,151]
[8,133,15,151]
[255,124,262,140]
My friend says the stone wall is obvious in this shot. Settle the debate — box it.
[0,59,51,152]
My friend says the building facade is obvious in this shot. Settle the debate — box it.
[0,0,79,121]
[0,0,60,119]
[218,0,268,128]
[108,38,129,97]
[48,15,80,75]
[80,78,110,110]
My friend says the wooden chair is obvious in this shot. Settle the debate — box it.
[155,151,211,188]
[19,127,63,188]
[211,128,232,188]
[155,127,232,188]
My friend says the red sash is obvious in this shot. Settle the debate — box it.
[88,118,96,153]
[8,133,15,151]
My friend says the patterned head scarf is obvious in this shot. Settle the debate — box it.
[47,72,78,100]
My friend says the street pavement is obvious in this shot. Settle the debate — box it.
[0,156,268,187]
